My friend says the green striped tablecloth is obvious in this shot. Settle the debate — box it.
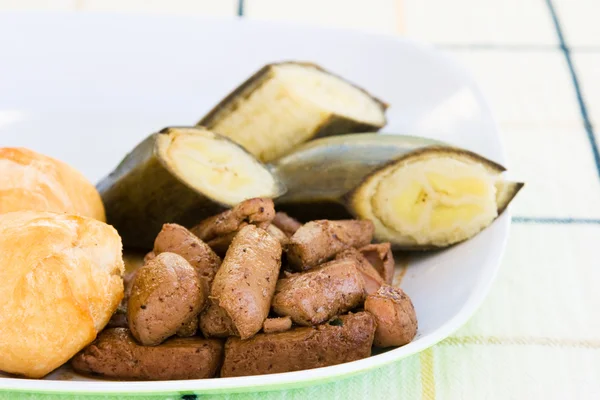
[1,0,599,398]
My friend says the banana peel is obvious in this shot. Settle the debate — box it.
[271,134,523,249]
[272,134,441,206]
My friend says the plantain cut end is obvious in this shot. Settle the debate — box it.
[496,181,524,215]
[157,127,285,206]
[198,61,387,162]
[99,126,286,249]
[347,146,522,249]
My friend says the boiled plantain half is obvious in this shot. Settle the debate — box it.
[98,126,285,249]
[273,134,441,207]
[271,134,523,249]
[198,62,388,163]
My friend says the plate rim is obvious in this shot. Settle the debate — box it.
[0,11,510,395]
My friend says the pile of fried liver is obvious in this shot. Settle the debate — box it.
[71,198,417,380]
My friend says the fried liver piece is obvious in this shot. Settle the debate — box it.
[199,300,238,338]
[206,231,238,257]
[364,285,417,347]
[221,312,375,377]
[262,316,292,334]
[71,328,223,380]
[176,316,198,337]
[359,243,395,284]
[286,220,374,271]
[154,223,222,292]
[128,253,205,346]
[209,225,282,339]
[272,258,366,326]
[335,248,384,295]
[191,198,275,242]
[206,225,289,257]
[266,224,289,247]
[272,212,302,237]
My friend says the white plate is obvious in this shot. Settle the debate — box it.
[0,11,510,396]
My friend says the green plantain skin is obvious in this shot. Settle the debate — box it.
[272,133,523,249]
[98,127,285,249]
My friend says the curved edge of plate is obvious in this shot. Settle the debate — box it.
[0,11,511,396]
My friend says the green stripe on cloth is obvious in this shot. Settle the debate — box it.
[420,349,436,400]
[440,336,600,349]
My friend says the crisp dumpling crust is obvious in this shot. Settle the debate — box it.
[0,148,106,221]
[0,211,123,378]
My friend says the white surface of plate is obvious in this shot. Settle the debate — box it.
[0,11,510,395]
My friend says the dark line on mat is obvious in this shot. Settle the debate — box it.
[512,217,600,225]
[237,0,245,17]
[546,0,600,179]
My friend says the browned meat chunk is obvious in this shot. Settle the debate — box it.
[359,243,395,284]
[72,328,223,380]
[176,316,198,337]
[191,198,275,242]
[221,312,375,377]
[209,225,282,339]
[272,258,366,326]
[262,316,292,334]
[364,285,417,347]
[154,223,222,292]
[199,300,238,338]
[128,253,205,346]
[266,224,289,247]
[272,212,302,237]
[207,224,289,257]
[335,248,384,295]
[206,231,238,257]
[286,220,374,271]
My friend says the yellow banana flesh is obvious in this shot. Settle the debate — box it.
[199,62,387,162]
[368,158,498,247]
[158,128,279,205]
[98,127,284,249]
[349,147,522,249]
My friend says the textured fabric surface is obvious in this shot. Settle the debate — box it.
[1,0,599,399]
